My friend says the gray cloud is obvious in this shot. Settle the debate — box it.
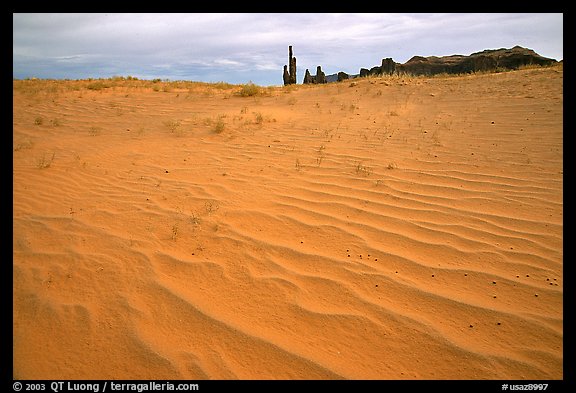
[13,13,563,85]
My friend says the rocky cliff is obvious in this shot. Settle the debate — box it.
[396,46,557,75]
[325,46,558,82]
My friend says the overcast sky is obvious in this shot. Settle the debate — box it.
[13,13,563,86]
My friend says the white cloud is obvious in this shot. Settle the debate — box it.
[213,59,243,67]
[13,13,563,85]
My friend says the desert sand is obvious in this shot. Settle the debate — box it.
[13,65,563,380]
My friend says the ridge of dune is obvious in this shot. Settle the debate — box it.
[13,66,563,379]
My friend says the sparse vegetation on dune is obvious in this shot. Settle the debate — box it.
[12,76,273,96]
[36,152,55,169]
[13,61,561,97]
[236,81,278,97]
[238,82,260,97]
[212,115,226,134]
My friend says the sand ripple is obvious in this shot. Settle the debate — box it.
[13,67,563,379]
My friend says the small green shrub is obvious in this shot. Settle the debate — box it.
[164,120,181,133]
[87,81,109,90]
[239,82,260,97]
[213,116,226,134]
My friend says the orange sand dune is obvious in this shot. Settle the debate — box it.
[13,66,563,380]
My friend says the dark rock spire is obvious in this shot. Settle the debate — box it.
[284,46,297,85]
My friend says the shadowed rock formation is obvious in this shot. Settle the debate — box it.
[303,66,327,84]
[315,66,326,84]
[358,58,396,77]
[283,46,297,86]
[359,68,370,78]
[303,69,312,84]
[283,65,290,86]
[337,71,349,82]
[380,58,396,75]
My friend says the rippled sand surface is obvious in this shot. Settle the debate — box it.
[13,66,563,379]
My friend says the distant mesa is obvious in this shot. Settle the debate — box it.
[283,45,558,84]
[394,46,558,76]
